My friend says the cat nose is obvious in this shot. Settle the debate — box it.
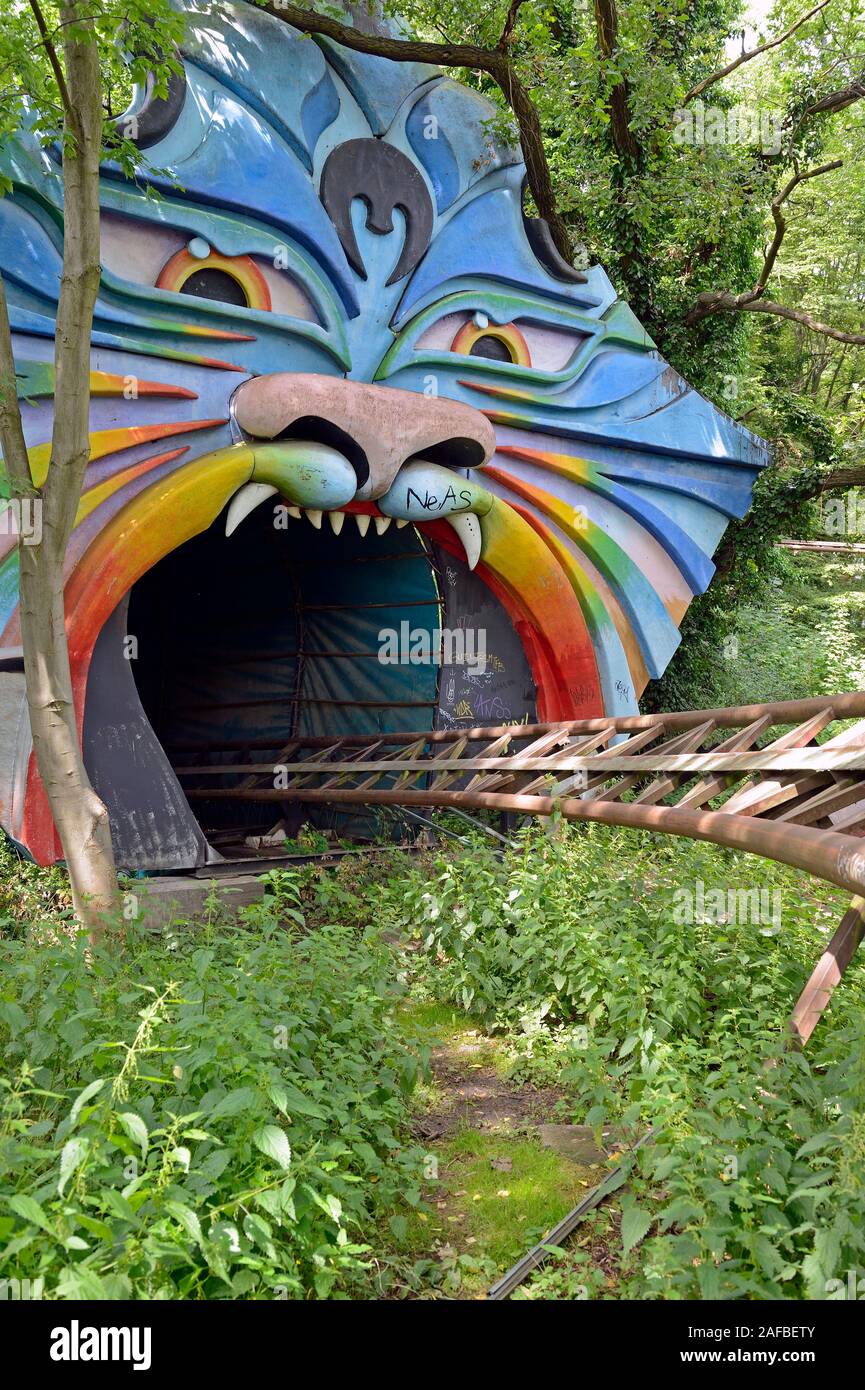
[231,372,496,498]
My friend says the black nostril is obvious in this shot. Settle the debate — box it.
[274,416,370,491]
[410,438,489,470]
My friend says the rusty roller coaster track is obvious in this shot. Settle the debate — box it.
[177,690,865,1048]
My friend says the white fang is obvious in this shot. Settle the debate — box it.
[446,512,482,571]
[225,482,278,537]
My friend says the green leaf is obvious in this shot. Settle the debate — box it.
[209,1086,258,1119]
[813,1225,842,1281]
[795,1132,839,1159]
[58,1137,87,1196]
[8,1193,52,1233]
[117,1111,149,1161]
[102,1189,138,1225]
[0,1001,27,1036]
[620,1205,654,1255]
[801,1250,829,1300]
[166,1200,204,1247]
[279,1083,327,1119]
[55,1265,111,1300]
[76,1214,114,1241]
[389,1213,408,1242]
[69,1077,107,1127]
[659,1198,705,1232]
[268,1081,289,1115]
[253,1125,292,1171]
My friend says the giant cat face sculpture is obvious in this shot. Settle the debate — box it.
[0,2,767,868]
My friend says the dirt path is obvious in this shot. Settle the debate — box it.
[412,1027,566,1141]
[394,1006,616,1297]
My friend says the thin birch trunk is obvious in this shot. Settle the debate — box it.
[0,2,120,939]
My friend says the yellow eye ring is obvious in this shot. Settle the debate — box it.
[156,248,272,310]
[450,319,531,366]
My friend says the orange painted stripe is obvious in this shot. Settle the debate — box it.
[26,418,228,487]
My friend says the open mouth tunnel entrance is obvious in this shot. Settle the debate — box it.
[125,503,442,854]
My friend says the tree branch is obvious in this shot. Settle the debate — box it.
[592,0,641,163]
[27,0,72,124]
[682,159,864,342]
[498,0,528,49]
[736,300,865,344]
[818,466,865,490]
[0,275,36,500]
[684,0,834,103]
[685,292,865,343]
[259,2,572,260]
[757,159,842,294]
[802,75,865,118]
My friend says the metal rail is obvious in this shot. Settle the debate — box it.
[486,1130,655,1300]
[177,691,865,1046]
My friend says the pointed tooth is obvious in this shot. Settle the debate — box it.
[355,513,371,537]
[306,509,322,530]
[329,511,345,535]
[374,516,391,536]
[286,505,301,519]
[396,518,409,529]
[446,512,482,571]
[225,482,278,537]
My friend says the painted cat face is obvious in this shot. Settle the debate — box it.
[0,2,767,868]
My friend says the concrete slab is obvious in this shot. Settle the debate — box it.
[132,874,268,930]
[537,1123,614,1165]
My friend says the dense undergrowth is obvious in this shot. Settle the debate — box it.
[0,866,428,1299]
[382,823,865,1298]
[648,548,865,714]
[2,818,864,1300]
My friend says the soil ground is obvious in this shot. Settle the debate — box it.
[392,1003,620,1298]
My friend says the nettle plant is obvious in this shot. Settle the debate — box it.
[383,823,865,1298]
[0,891,426,1299]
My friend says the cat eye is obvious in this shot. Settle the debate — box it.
[413,309,584,372]
[451,318,531,366]
[469,335,518,363]
[98,213,320,323]
[178,268,249,306]
[157,248,272,310]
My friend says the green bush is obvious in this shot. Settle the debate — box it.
[0,836,74,940]
[0,882,426,1300]
[382,824,865,1298]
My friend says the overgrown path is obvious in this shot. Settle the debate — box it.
[390,1004,620,1299]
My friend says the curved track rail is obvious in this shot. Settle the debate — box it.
[177,691,865,1047]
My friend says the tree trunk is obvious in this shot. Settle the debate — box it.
[0,3,120,940]
[818,467,865,492]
